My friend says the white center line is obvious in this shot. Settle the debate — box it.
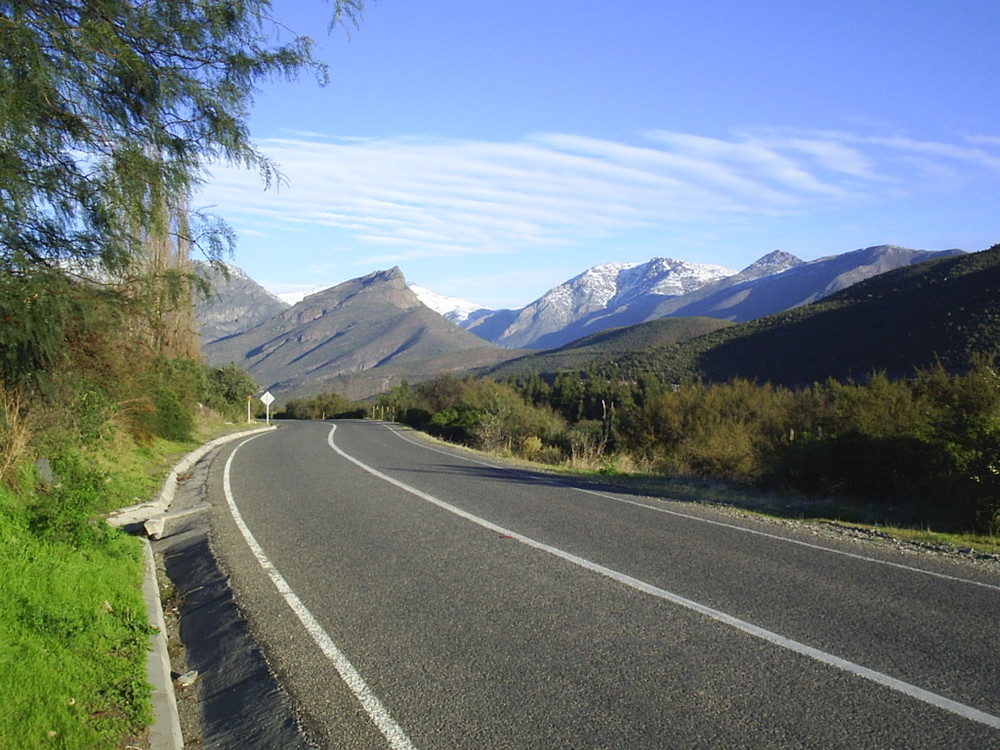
[332,423,1000,731]
[223,433,417,750]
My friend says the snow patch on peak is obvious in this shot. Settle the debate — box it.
[276,286,329,306]
[409,284,488,324]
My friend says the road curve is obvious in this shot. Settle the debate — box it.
[203,420,1000,749]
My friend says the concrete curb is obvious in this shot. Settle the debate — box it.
[108,425,275,533]
[142,538,184,750]
[121,425,276,750]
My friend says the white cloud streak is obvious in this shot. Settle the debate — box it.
[198,128,1000,262]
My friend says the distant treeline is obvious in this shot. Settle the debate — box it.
[358,358,999,533]
[279,392,367,421]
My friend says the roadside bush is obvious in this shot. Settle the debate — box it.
[773,432,959,505]
[767,357,1000,529]
[399,358,1000,531]
[205,363,258,419]
[427,406,482,444]
[28,452,111,548]
[621,379,793,483]
[399,407,433,430]
[138,385,194,442]
[563,420,608,468]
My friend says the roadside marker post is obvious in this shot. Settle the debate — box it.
[260,390,275,426]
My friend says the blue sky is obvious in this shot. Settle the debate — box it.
[197,0,1000,309]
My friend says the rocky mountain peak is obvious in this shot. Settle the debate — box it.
[737,250,804,281]
[361,266,407,289]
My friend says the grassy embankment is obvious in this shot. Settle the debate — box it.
[0,415,241,749]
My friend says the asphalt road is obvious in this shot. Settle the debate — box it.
[203,420,1000,749]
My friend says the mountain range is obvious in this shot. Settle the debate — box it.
[196,244,969,400]
[459,246,961,349]
[485,244,1000,387]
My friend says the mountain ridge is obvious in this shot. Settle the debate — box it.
[201,267,520,401]
[455,245,960,349]
[466,256,736,349]
[624,245,1000,387]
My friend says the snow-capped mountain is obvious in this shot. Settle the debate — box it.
[465,257,736,349]
[408,284,488,325]
[729,250,804,282]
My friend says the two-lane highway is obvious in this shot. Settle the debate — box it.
[204,420,1000,748]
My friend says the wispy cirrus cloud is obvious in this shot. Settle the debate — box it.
[198,128,1000,265]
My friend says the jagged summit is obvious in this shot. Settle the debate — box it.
[467,256,735,349]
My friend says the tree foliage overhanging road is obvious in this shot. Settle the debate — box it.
[1,0,363,383]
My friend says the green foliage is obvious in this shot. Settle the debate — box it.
[398,353,1000,532]
[28,452,114,548]
[143,385,194,442]
[0,0,362,275]
[0,269,120,387]
[282,390,358,420]
[205,362,259,419]
[621,379,795,483]
[0,0,365,385]
[395,374,567,454]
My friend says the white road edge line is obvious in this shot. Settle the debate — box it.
[223,433,418,750]
[332,424,1000,731]
[386,423,1000,593]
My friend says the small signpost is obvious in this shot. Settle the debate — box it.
[260,390,275,426]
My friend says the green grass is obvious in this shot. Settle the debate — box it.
[824,522,1000,557]
[0,485,151,749]
[0,415,243,749]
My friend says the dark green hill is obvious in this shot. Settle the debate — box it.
[617,244,1000,386]
[484,316,733,378]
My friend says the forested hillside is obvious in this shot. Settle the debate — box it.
[486,316,733,379]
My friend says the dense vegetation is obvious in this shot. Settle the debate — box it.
[1,1,364,745]
[367,356,1000,533]
[280,390,367,420]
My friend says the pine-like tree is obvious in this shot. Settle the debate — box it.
[0,0,364,380]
